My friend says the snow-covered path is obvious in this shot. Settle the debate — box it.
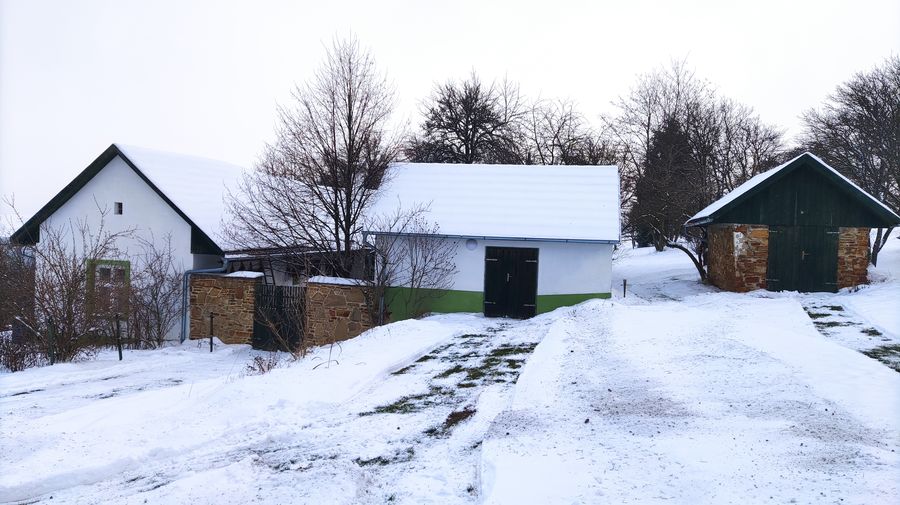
[4,239,899,504]
[0,316,510,504]
[482,239,900,504]
[482,296,900,504]
[1,314,561,504]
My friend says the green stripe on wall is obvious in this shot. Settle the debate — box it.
[536,292,611,314]
[385,287,483,322]
[385,287,610,321]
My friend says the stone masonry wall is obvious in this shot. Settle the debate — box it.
[837,227,869,289]
[304,281,373,347]
[707,224,769,292]
[189,274,260,344]
[706,224,734,289]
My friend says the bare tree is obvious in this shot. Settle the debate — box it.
[524,99,587,165]
[126,235,182,349]
[607,60,784,278]
[406,72,526,164]
[801,56,900,265]
[1,201,133,368]
[362,204,458,323]
[227,36,400,277]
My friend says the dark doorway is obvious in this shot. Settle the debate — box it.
[767,226,839,292]
[484,246,539,318]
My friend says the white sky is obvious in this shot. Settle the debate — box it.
[1,0,898,227]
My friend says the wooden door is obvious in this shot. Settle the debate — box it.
[767,226,838,292]
[484,247,538,318]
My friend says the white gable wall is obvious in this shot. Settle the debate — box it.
[42,155,217,270]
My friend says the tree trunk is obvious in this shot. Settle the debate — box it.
[666,241,707,282]
[870,227,894,267]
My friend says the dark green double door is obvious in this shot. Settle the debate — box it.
[484,247,538,319]
[767,226,839,292]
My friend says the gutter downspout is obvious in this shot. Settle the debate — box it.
[180,259,229,343]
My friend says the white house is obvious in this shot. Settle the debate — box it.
[10,143,246,340]
[365,163,620,319]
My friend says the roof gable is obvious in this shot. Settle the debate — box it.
[366,162,621,243]
[10,144,245,254]
[686,152,900,227]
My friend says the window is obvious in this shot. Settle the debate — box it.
[87,259,130,315]
[114,202,123,215]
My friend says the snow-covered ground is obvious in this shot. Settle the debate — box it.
[2,238,899,504]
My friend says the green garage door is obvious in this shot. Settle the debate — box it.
[767,226,839,292]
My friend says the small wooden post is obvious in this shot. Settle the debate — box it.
[47,317,56,365]
[208,313,214,352]
[115,313,123,361]
[623,279,627,298]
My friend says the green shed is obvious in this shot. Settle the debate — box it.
[686,152,900,293]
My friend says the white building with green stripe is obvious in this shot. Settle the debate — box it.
[365,163,620,319]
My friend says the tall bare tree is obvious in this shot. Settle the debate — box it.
[406,73,525,164]
[363,204,458,323]
[801,56,900,265]
[228,37,400,276]
[608,62,783,238]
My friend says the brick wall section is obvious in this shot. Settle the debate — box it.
[837,227,869,289]
[304,281,374,346]
[189,274,260,344]
[706,224,769,292]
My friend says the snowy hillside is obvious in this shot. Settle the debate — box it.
[2,238,899,504]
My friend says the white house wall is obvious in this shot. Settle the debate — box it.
[391,237,613,295]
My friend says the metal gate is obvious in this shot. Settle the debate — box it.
[253,285,305,351]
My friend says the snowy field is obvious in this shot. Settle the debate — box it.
[2,238,899,504]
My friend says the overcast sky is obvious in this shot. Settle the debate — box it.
[1,0,898,227]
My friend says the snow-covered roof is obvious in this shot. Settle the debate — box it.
[116,144,246,245]
[307,275,362,286]
[688,152,900,225]
[366,163,620,243]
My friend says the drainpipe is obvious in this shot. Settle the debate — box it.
[180,259,229,343]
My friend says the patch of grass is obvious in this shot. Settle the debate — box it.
[391,364,415,375]
[360,385,454,416]
[457,381,477,388]
[505,359,524,369]
[354,447,415,466]
[861,345,900,373]
[425,406,478,437]
[861,327,883,337]
[435,364,466,378]
[814,320,856,328]
[465,367,487,381]
[488,343,537,357]
[825,305,844,312]
[415,354,435,363]
[444,406,477,428]
[805,311,831,319]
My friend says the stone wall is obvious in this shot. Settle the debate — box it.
[304,281,373,346]
[837,227,869,289]
[706,224,769,292]
[189,274,260,344]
